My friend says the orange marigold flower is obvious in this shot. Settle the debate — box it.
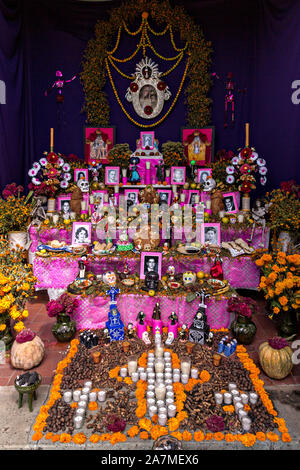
[51,434,60,442]
[267,432,279,442]
[151,414,158,424]
[72,433,87,445]
[182,430,192,441]
[139,418,152,432]
[168,417,179,432]
[110,432,127,445]
[200,370,211,382]
[89,434,101,443]
[194,431,205,442]
[214,432,224,441]
[170,431,182,440]
[88,401,98,411]
[238,433,256,447]
[70,402,78,408]
[60,433,72,443]
[127,426,139,438]
[140,431,149,440]
[44,432,53,440]
[32,432,43,441]
[281,433,291,442]
[205,432,214,440]
[225,433,236,442]
[124,377,133,385]
[223,405,235,413]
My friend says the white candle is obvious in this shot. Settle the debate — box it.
[235,402,244,413]
[147,398,156,408]
[219,210,225,218]
[70,211,76,220]
[166,391,174,399]
[76,408,85,418]
[146,367,154,374]
[181,360,191,376]
[165,379,173,386]
[84,381,92,388]
[148,379,155,386]
[73,390,81,402]
[148,385,155,392]
[156,373,164,381]
[120,367,128,378]
[215,393,223,405]
[81,200,87,211]
[181,374,189,384]
[224,392,232,404]
[147,391,155,400]
[97,390,106,402]
[140,372,147,381]
[138,367,145,374]
[165,373,172,381]
[158,414,167,426]
[156,400,165,409]
[233,396,242,405]
[148,372,155,380]
[206,199,211,210]
[168,404,177,417]
[52,214,59,224]
[79,395,88,403]
[164,351,171,358]
[155,345,164,358]
[155,383,166,401]
[132,372,139,382]
[228,383,237,392]
[238,410,248,420]
[155,334,162,344]
[89,392,97,402]
[63,391,72,403]
[128,359,138,375]
[146,161,151,170]
[241,393,249,404]
[155,359,164,373]
[148,352,154,359]
[166,385,174,393]
[241,417,252,432]
[249,392,258,404]
[82,387,90,395]
[149,405,158,417]
[159,407,167,416]
[173,368,180,375]
[173,374,180,382]
[166,398,174,407]
[165,367,172,374]
[74,416,83,429]
[191,368,198,379]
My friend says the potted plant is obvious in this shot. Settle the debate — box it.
[255,250,300,338]
[46,293,78,342]
[0,237,37,349]
[0,184,34,249]
[228,296,257,344]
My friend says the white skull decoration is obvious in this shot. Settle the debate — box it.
[77,179,89,193]
[203,177,216,192]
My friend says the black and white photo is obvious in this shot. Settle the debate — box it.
[223,192,238,213]
[72,222,92,245]
[140,251,162,280]
[201,223,221,246]
[105,166,120,185]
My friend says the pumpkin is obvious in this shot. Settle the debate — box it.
[258,341,293,380]
[10,335,44,370]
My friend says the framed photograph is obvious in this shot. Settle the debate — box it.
[157,189,172,206]
[201,223,221,247]
[92,190,108,207]
[171,166,186,185]
[105,166,120,185]
[74,168,89,184]
[140,131,155,150]
[57,195,71,214]
[182,127,215,166]
[197,168,212,185]
[188,190,200,205]
[71,222,92,246]
[223,192,239,214]
[140,251,162,280]
[124,189,139,206]
[84,126,115,165]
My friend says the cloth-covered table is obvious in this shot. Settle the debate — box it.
[33,254,260,291]
[71,293,235,330]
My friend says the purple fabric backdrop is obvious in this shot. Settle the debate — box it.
[0,0,299,193]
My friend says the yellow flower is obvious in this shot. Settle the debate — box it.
[0,324,6,331]
[14,321,25,333]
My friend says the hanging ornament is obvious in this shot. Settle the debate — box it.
[44,70,77,127]
[212,72,247,128]
[210,254,224,280]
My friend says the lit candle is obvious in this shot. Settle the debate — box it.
[97,390,106,402]
[181,374,189,384]
[149,405,158,417]
[155,383,166,401]
[191,368,198,379]
[120,367,128,378]
[132,372,139,383]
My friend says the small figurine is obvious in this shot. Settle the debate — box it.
[179,323,188,341]
[167,265,176,282]
[248,198,270,248]
[155,161,164,183]
[30,196,47,227]
[77,258,86,280]
[206,331,214,347]
[136,311,146,325]
[103,328,111,344]
[142,331,152,345]
[129,157,141,183]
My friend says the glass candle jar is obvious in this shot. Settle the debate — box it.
[73,390,81,402]
[63,391,72,403]
[154,359,165,374]
[155,383,166,401]
[120,367,128,378]
[155,345,164,358]
[167,404,177,417]
[97,390,106,402]
[128,357,138,375]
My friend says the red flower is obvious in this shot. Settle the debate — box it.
[144,106,153,115]
[240,147,253,159]
[47,168,59,178]
[240,164,252,175]
[240,182,252,193]
[130,82,138,92]
[47,152,59,164]
[157,81,166,91]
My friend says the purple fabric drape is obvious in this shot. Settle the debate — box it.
[0,0,298,193]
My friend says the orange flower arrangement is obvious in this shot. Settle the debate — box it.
[214,432,224,441]
[89,434,101,443]
[168,417,180,432]
[140,431,149,440]
[194,431,205,442]
[139,418,152,432]
[170,431,182,440]
[150,425,168,441]
[127,426,139,438]
[225,433,237,442]
[110,432,127,445]
[182,430,192,441]
[72,433,87,445]
[255,432,266,441]
[238,433,256,447]
[60,433,72,443]
[88,401,98,411]
[200,370,211,382]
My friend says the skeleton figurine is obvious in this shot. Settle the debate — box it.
[77,178,90,194]
[248,198,270,248]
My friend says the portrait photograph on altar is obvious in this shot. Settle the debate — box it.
[0,0,299,458]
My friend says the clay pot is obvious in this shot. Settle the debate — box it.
[186,342,194,354]
[213,353,222,367]
[92,351,101,364]
[122,341,130,353]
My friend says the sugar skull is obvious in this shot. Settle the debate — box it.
[77,178,90,193]
[203,177,216,192]
[102,271,117,286]
[182,271,196,286]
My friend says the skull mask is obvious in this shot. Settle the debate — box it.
[77,179,89,193]
[203,177,216,192]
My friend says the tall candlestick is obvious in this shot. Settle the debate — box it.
[245,122,249,147]
[50,128,54,151]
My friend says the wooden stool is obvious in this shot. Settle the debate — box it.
[14,374,42,412]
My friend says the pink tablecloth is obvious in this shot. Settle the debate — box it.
[33,254,260,291]
[72,294,235,330]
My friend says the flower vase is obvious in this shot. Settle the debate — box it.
[7,231,28,251]
[52,313,76,343]
[231,315,257,344]
[276,310,297,339]
[0,316,13,351]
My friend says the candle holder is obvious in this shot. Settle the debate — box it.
[128,355,138,376]
[186,342,194,354]
[92,351,101,364]
[97,390,106,402]
[122,341,130,353]
[180,356,191,376]
[73,390,81,402]
[213,353,222,367]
